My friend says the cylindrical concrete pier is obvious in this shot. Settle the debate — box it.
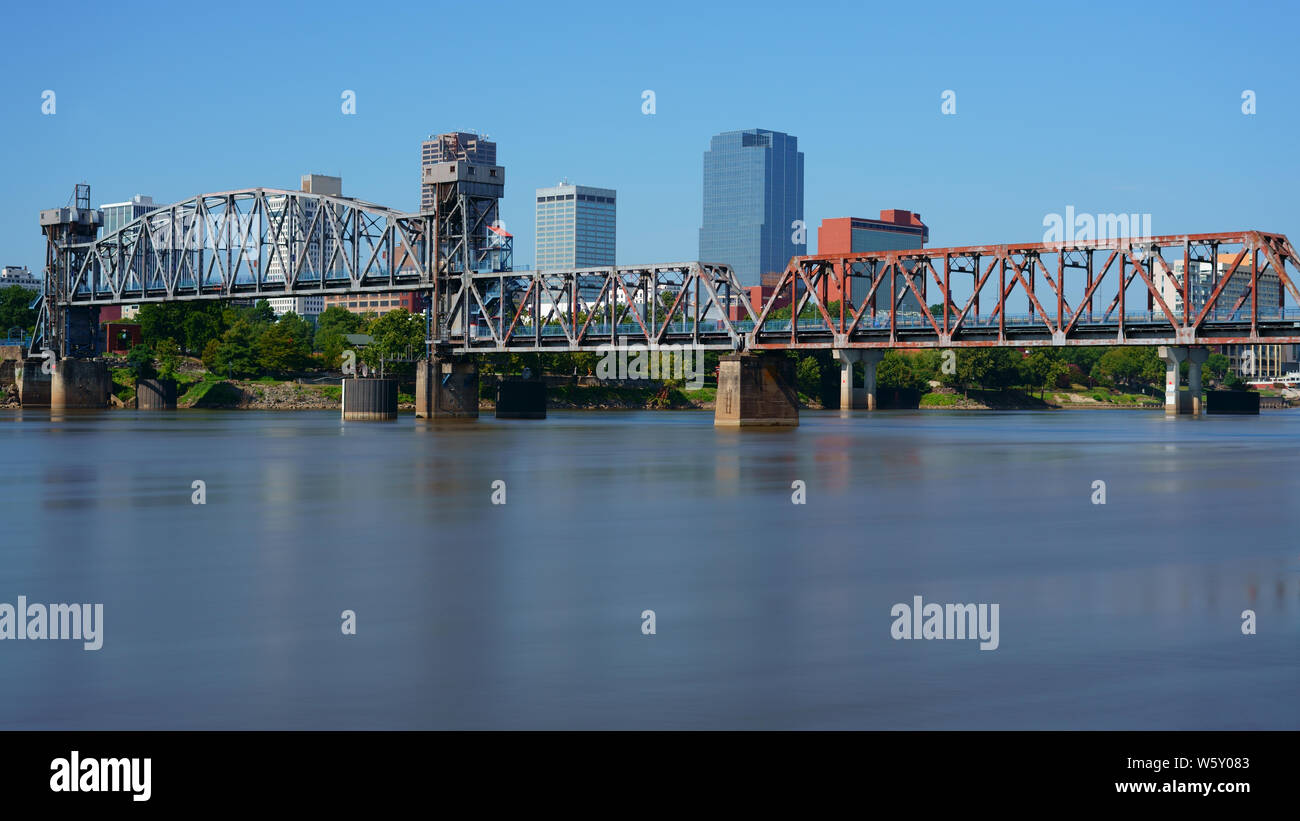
[136,378,178,410]
[51,359,111,410]
[342,377,398,421]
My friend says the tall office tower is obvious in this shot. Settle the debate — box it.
[99,194,159,236]
[534,183,616,270]
[698,128,804,288]
[420,131,498,212]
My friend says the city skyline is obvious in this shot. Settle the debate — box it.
[2,1,1293,287]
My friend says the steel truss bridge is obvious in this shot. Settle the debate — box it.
[34,186,1300,356]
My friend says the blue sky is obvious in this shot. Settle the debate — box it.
[1,0,1296,277]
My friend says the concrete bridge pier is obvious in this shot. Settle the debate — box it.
[714,352,799,427]
[1159,346,1208,416]
[50,359,112,410]
[833,349,884,410]
[0,345,23,396]
[415,355,479,419]
[15,359,51,407]
[342,377,398,421]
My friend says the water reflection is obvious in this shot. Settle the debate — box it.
[0,408,1296,729]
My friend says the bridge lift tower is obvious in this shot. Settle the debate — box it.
[422,159,511,354]
[34,184,103,358]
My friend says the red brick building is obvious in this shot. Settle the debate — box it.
[104,321,142,353]
[816,210,930,307]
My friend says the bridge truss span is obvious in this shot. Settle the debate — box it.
[61,188,435,306]
[438,262,751,352]
[749,230,1300,349]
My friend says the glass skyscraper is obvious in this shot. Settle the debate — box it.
[534,183,616,270]
[698,129,804,287]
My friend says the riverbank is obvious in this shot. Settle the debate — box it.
[161,377,725,412]
[74,365,1296,412]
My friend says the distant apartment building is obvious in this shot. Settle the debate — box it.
[816,211,930,312]
[535,183,616,270]
[265,296,326,320]
[323,292,421,315]
[0,265,41,291]
[699,128,804,288]
[420,131,497,212]
[1158,254,1282,320]
[100,195,160,236]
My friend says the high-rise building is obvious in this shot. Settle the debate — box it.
[99,195,159,236]
[1158,254,1282,320]
[534,183,616,271]
[0,265,41,291]
[262,174,343,321]
[420,132,497,212]
[1219,344,1298,379]
[699,128,804,288]
[817,211,930,312]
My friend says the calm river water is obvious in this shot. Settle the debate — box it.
[0,407,1297,729]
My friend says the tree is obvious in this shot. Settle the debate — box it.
[795,356,821,398]
[946,348,1020,393]
[125,345,157,382]
[207,319,261,378]
[180,303,224,355]
[249,300,276,325]
[1205,352,1230,384]
[877,351,928,392]
[1020,349,1069,398]
[137,303,183,347]
[156,338,182,381]
[138,302,226,355]
[1091,347,1162,392]
[314,306,367,367]
[0,285,38,336]
[361,309,425,376]
[256,315,312,375]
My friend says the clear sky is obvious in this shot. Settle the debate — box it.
[1,0,1295,278]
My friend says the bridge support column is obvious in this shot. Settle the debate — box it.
[15,359,51,407]
[136,378,177,410]
[1158,346,1190,417]
[714,353,798,427]
[416,356,479,419]
[832,349,884,410]
[496,378,546,419]
[860,349,883,410]
[833,349,861,409]
[0,345,23,392]
[50,359,111,410]
[1186,347,1209,416]
[342,377,398,421]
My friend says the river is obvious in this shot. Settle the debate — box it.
[1,408,1297,729]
